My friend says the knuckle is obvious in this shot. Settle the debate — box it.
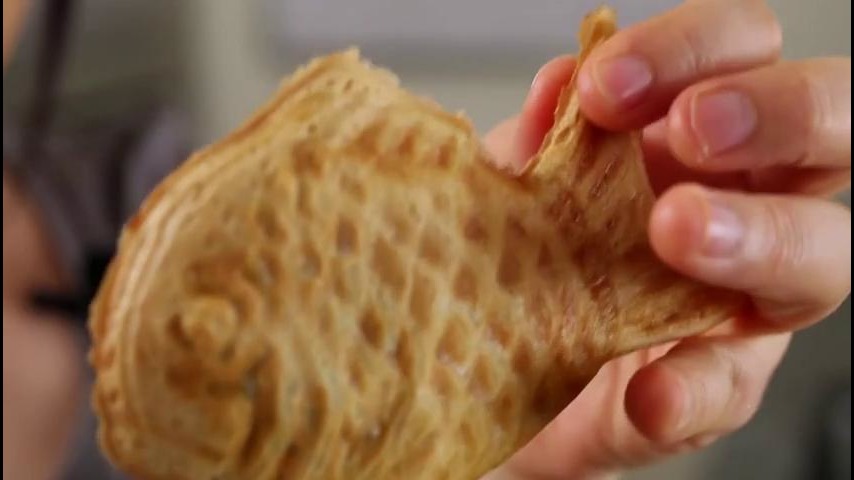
[755,297,825,325]
[747,0,783,55]
[674,26,716,76]
[758,200,807,279]
[787,65,830,167]
[715,344,760,429]
[679,0,782,76]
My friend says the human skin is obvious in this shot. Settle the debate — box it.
[483,1,850,478]
[4,1,85,479]
[3,177,82,480]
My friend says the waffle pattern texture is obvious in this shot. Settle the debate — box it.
[89,7,745,480]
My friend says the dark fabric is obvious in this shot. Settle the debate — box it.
[3,107,190,479]
[4,1,192,478]
[4,108,190,316]
[21,0,76,169]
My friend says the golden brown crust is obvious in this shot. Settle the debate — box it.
[89,7,745,480]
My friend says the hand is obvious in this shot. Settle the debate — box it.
[482,1,851,478]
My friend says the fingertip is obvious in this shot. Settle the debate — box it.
[576,64,620,130]
[489,56,577,171]
[625,362,691,444]
[575,51,659,131]
[482,116,522,170]
[523,55,577,119]
[649,184,708,269]
[527,55,577,103]
[575,65,597,106]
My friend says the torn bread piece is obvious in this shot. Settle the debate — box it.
[89,6,745,480]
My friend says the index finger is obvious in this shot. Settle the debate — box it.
[577,0,782,130]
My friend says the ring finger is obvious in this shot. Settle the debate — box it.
[650,185,851,331]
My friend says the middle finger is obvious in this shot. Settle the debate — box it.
[666,58,852,173]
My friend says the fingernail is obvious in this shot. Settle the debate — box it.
[530,65,545,89]
[702,195,745,258]
[686,433,719,449]
[593,55,653,105]
[691,90,758,157]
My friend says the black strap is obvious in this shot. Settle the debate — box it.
[31,250,113,326]
[21,0,76,169]
[18,0,84,322]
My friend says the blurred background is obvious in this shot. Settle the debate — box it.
[3,0,850,479]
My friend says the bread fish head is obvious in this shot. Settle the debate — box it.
[89,6,746,480]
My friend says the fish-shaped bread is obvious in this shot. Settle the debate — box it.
[89,6,745,480]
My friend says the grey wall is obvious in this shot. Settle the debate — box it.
[179,0,851,144]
